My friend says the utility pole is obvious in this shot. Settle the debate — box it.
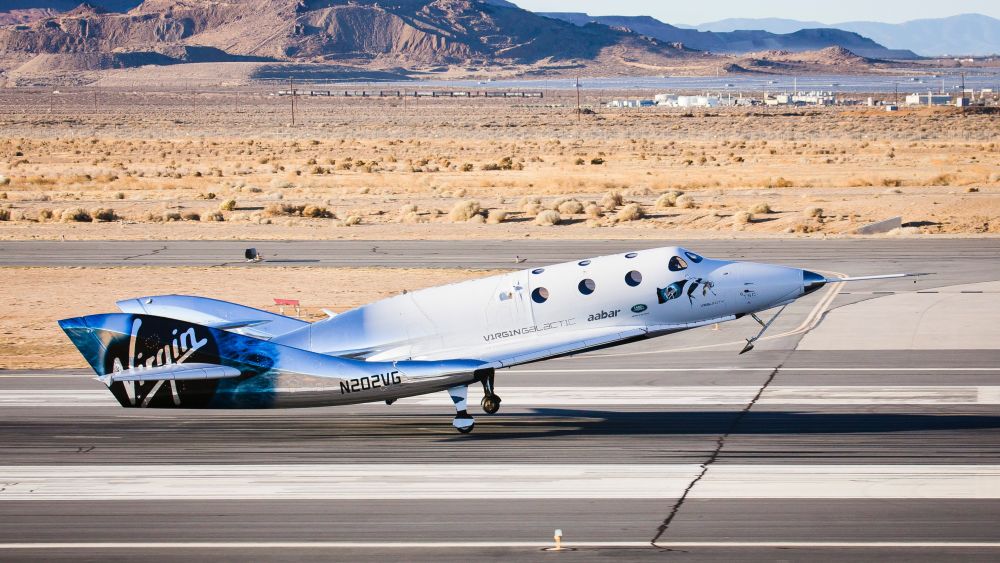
[576,76,581,122]
[289,76,296,126]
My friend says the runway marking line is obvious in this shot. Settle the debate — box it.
[0,541,998,549]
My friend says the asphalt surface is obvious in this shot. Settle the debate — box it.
[1,238,999,561]
[1,239,999,272]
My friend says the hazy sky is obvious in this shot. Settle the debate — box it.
[511,1,1000,25]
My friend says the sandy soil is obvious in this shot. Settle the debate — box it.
[1,90,998,239]
[0,266,506,370]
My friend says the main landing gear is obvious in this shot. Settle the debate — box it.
[448,369,502,433]
[479,369,502,415]
[448,384,475,433]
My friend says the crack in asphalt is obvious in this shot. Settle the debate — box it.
[121,245,168,262]
[650,363,783,548]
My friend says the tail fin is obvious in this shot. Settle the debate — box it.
[58,313,281,408]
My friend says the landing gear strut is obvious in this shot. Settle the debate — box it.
[479,369,502,415]
[740,305,787,354]
[448,384,475,433]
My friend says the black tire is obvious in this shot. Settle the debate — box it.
[481,395,501,415]
[456,422,475,434]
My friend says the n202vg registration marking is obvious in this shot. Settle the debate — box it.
[340,371,401,394]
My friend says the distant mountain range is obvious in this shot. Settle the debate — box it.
[691,14,1000,56]
[0,0,696,76]
[541,12,918,60]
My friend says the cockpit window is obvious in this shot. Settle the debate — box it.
[684,251,704,263]
[668,256,689,271]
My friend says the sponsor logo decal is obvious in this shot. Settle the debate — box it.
[340,371,402,394]
[631,304,648,313]
[483,318,576,342]
[657,280,687,304]
[587,309,620,322]
[112,317,207,374]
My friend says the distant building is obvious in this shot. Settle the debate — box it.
[654,94,719,108]
[607,99,655,108]
[904,93,952,106]
[772,92,835,106]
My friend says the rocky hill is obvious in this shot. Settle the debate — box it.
[0,0,693,73]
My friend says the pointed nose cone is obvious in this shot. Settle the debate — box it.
[803,270,827,295]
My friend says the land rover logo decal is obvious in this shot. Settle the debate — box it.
[631,304,648,313]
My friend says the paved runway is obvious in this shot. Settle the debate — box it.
[1,238,999,561]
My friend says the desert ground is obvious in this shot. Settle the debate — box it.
[0,87,997,240]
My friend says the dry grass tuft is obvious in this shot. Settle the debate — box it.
[616,203,644,222]
[0,209,10,221]
[601,190,624,209]
[557,199,584,215]
[654,191,684,208]
[749,202,772,214]
[584,203,603,219]
[338,215,362,227]
[90,207,119,222]
[219,199,237,212]
[804,206,823,218]
[534,209,562,226]
[60,208,92,222]
[200,210,225,222]
[675,195,696,209]
[733,211,753,225]
[486,209,508,224]
[449,200,482,222]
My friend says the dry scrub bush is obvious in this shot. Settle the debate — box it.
[557,199,584,215]
[37,208,54,221]
[163,211,183,222]
[201,211,225,222]
[601,191,624,209]
[487,209,507,224]
[303,205,333,219]
[449,200,481,222]
[338,215,362,227]
[749,202,772,214]
[967,187,980,193]
[0,176,9,186]
[0,209,9,221]
[399,204,418,215]
[654,191,684,208]
[518,196,541,207]
[534,210,562,226]
[616,203,644,222]
[675,195,696,209]
[220,199,237,211]
[523,202,542,217]
[399,212,426,224]
[733,211,753,225]
[584,204,603,219]
[181,211,201,221]
[90,208,119,222]
[60,208,92,222]
[804,207,823,218]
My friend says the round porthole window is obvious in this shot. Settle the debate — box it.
[625,252,639,259]
[625,271,643,287]
[578,279,596,295]
[532,268,545,275]
[578,260,591,267]
[531,287,549,303]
